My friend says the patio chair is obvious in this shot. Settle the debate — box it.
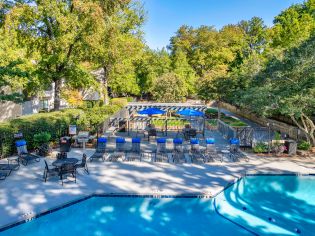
[155,138,168,162]
[190,138,205,163]
[43,160,60,182]
[229,138,248,162]
[172,138,185,163]
[147,128,157,141]
[0,158,20,176]
[56,152,67,160]
[109,137,126,161]
[127,137,141,161]
[59,163,76,185]
[89,137,107,162]
[16,140,41,166]
[75,154,89,174]
[204,138,221,162]
[0,171,8,180]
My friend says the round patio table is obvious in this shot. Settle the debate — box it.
[52,158,79,167]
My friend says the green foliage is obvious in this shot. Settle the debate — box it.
[221,115,247,127]
[110,98,128,107]
[272,1,315,49]
[205,108,218,119]
[33,132,51,148]
[0,105,121,157]
[297,140,311,151]
[151,72,188,102]
[253,142,268,153]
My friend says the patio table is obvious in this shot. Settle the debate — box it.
[52,158,79,167]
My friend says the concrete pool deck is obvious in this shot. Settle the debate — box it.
[0,145,314,229]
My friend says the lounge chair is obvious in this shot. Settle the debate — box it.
[89,137,107,162]
[0,163,19,176]
[0,171,8,180]
[229,138,248,161]
[43,160,60,182]
[190,138,205,163]
[127,137,141,161]
[16,140,41,166]
[109,137,126,161]
[172,138,185,163]
[155,138,168,162]
[204,138,221,162]
[75,154,89,174]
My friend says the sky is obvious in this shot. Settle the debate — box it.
[141,0,304,50]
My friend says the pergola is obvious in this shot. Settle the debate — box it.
[110,103,207,136]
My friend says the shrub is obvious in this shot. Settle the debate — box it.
[297,140,311,151]
[33,132,51,148]
[205,108,218,119]
[253,142,268,153]
[0,105,121,158]
[110,98,128,107]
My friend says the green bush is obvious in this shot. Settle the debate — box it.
[124,97,134,102]
[298,140,311,151]
[110,98,128,107]
[205,108,218,118]
[33,132,51,148]
[0,105,121,158]
[253,142,268,153]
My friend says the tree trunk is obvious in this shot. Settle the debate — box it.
[53,79,62,111]
[102,66,109,105]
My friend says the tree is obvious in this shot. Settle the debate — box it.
[87,0,145,102]
[136,48,172,98]
[272,0,315,49]
[151,72,187,102]
[5,0,120,110]
[172,49,196,95]
[197,66,230,118]
[0,25,36,103]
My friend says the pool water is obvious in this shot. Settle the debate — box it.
[1,175,314,236]
[1,197,250,236]
[216,175,315,235]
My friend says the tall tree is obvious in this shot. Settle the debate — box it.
[272,0,315,49]
[5,0,122,110]
[88,0,145,102]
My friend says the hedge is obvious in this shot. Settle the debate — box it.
[0,105,122,158]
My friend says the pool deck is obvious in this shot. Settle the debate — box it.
[0,135,314,229]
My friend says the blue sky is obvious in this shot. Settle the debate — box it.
[141,0,304,49]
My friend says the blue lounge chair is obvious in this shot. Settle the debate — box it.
[127,137,141,161]
[16,140,41,166]
[155,138,168,162]
[109,137,126,161]
[90,137,107,162]
[172,138,185,163]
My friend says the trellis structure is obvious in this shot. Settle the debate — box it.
[106,103,207,136]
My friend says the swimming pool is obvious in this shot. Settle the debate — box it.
[1,175,314,235]
[215,175,315,235]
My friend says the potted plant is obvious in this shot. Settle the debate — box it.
[297,140,312,151]
[253,142,268,154]
[34,132,52,156]
[272,132,287,156]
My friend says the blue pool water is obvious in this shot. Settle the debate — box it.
[216,175,315,235]
[1,175,315,235]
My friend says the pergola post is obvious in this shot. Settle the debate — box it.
[165,118,168,136]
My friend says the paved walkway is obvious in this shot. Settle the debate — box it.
[0,145,314,229]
